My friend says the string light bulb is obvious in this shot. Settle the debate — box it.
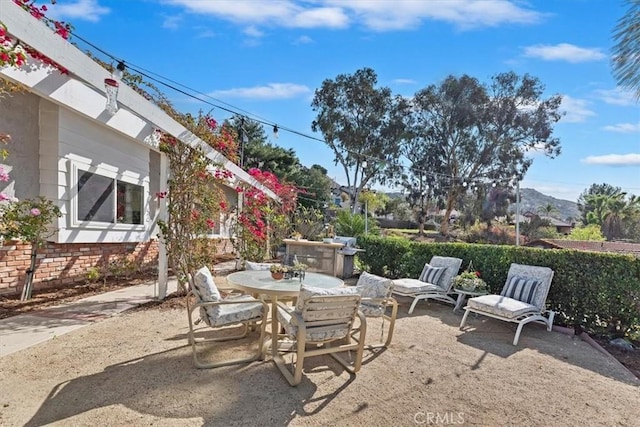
[273,124,279,139]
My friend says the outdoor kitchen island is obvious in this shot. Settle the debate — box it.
[283,238,359,278]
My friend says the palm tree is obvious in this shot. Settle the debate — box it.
[584,193,613,227]
[602,193,627,240]
[612,0,640,99]
[537,203,559,219]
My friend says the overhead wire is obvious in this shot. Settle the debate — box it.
[61,25,639,193]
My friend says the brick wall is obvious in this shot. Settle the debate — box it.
[0,238,235,296]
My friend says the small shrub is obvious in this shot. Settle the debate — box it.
[86,267,101,282]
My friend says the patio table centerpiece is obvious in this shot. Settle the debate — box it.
[270,264,288,280]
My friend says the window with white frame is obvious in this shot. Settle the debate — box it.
[73,164,146,228]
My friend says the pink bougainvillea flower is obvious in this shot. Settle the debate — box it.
[206,218,215,229]
[0,193,9,201]
[219,201,228,210]
[30,208,41,216]
[0,168,9,182]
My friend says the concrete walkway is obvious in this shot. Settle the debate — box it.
[0,261,237,357]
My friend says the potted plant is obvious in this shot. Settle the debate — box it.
[452,267,488,292]
[269,264,289,280]
[321,223,335,243]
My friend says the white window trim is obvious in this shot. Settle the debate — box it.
[69,160,148,231]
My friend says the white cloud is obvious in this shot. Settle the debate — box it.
[392,78,416,84]
[209,83,311,100]
[164,0,348,29]
[294,35,314,45]
[47,0,109,22]
[603,123,640,133]
[244,26,264,38]
[196,29,216,39]
[593,88,638,106]
[559,95,596,123]
[523,43,606,63]
[164,0,543,31]
[162,15,182,30]
[582,153,640,166]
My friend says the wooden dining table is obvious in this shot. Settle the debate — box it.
[226,270,344,358]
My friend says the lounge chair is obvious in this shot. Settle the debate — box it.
[459,263,555,345]
[187,266,269,368]
[392,256,463,314]
[274,284,366,386]
[353,271,397,349]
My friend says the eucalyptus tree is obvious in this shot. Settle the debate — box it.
[409,72,563,235]
[311,68,410,212]
[612,0,640,99]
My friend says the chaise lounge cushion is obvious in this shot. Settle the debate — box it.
[392,278,443,294]
[467,294,539,319]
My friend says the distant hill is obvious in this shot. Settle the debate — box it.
[382,188,580,222]
[514,188,580,221]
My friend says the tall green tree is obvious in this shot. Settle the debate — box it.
[409,72,563,234]
[612,0,640,99]
[227,116,333,209]
[311,68,410,212]
[290,164,333,209]
[577,183,622,225]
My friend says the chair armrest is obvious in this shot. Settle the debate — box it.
[218,287,246,298]
[360,296,398,307]
[276,302,303,327]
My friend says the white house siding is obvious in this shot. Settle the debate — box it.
[52,104,153,243]
[0,91,41,200]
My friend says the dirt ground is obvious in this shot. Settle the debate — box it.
[2,269,639,381]
[1,291,638,426]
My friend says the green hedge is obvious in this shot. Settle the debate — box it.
[357,235,640,338]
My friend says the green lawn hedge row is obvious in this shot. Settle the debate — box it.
[357,235,640,338]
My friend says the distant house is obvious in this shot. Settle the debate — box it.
[526,239,640,258]
[0,4,274,295]
[540,217,574,235]
[512,211,574,235]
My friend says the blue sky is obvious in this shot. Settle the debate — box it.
[45,0,639,202]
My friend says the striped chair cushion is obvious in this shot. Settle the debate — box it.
[418,264,445,286]
[500,275,540,305]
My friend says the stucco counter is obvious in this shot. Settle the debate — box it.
[283,239,343,277]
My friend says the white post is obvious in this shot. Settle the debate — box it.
[515,179,520,247]
[156,153,169,299]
